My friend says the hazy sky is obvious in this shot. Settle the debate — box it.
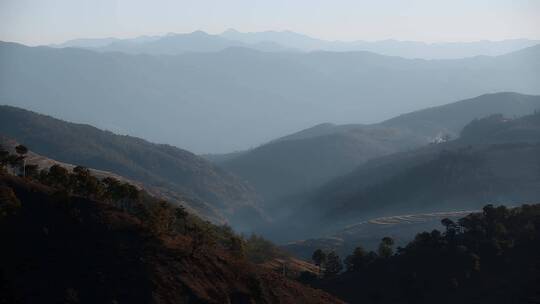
[1,0,539,45]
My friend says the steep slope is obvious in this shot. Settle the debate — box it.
[222,125,422,212]
[0,174,342,304]
[1,42,539,153]
[221,93,540,215]
[302,112,540,235]
[0,106,262,230]
[381,92,540,137]
[0,136,225,223]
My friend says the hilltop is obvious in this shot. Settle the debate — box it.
[0,106,262,230]
[0,153,341,303]
[220,93,540,219]
[1,41,539,152]
[298,111,540,237]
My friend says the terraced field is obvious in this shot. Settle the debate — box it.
[282,210,483,260]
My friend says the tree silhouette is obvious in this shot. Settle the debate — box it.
[175,206,189,233]
[441,217,458,237]
[378,237,395,258]
[229,235,246,258]
[312,249,327,276]
[15,145,28,156]
[0,148,9,173]
[0,185,22,218]
[47,165,70,189]
[324,251,343,277]
[345,246,370,272]
[71,166,102,198]
[14,145,28,177]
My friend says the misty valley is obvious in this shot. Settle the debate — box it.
[1,17,540,304]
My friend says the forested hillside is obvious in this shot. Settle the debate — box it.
[0,106,262,230]
[307,204,540,303]
[0,148,341,304]
[301,112,540,235]
[221,93,540,219]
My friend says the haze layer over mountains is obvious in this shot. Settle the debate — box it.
[1,29,540,239]
[1,30,539,153]
[2,0,540,298]
[3,92,540,243]
[54,29,540,59]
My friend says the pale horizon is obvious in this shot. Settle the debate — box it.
[18,29,540,47]
[1,0,540,46]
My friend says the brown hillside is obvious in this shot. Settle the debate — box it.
[0,174,342,304]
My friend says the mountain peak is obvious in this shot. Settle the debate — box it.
[191,30,210,36]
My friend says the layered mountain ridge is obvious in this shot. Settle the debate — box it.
[289,111,540,240]
[1,41,539,153]
[220,93,540,220]
[53,29,540,59]
[0,105,262,230]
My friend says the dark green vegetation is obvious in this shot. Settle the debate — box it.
[0,148,341,304]
[222,93,540,217]
[0,105,262,230]
[282,210,475,260]
[307,204,540,304]
[222,124,422,216]
[268,110,540,241]
[3,93,540,241]
[1,41,539,152]
[317,112,540,223]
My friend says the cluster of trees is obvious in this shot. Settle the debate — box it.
[310,236,396,279]
[244,234,286,263]
[1,144,285,264]
[0,144,28,175]
[0,185,21,219]
[0,144,208,254]
[308,204,540,303]
[311,250,343,278]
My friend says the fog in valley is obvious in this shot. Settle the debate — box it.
[1,1,540,303]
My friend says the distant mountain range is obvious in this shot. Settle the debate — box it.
[53,29,540,59]
[220,93,540,219]
[4,93,538,242]
[52,31,293,54]
[1,41,539,153]
[0,106,263,231]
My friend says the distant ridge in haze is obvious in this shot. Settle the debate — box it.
[0,105,263,231]
[52,31,293,54]
[301,110,540,236]
[221,29,540,59]
[221,92,540,220]
[1,41,539,153]
[50,29,540,59]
